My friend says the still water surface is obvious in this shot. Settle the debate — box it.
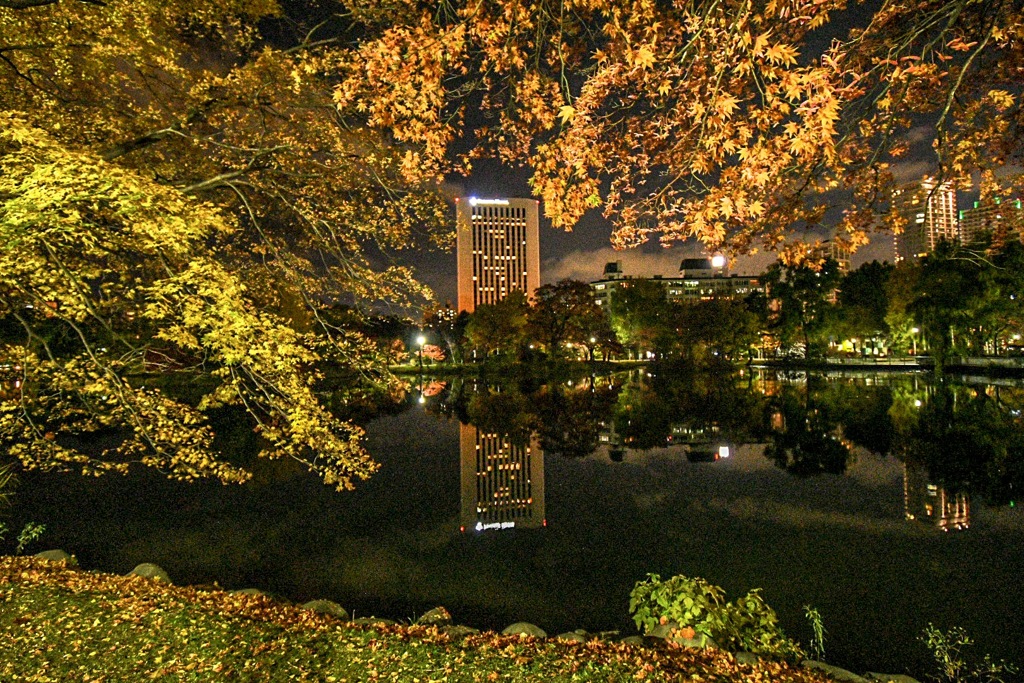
[7,368,1024,677]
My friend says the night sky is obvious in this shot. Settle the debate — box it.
[410,148,940,308]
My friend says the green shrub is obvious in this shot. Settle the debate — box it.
[15,521,45,555]
[629,573,803,659]
[921,623,1019,683]
[630,574,728,642]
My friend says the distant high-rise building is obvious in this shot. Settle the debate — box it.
[892,177,958,261]
[808,239,852,274]
[456,197,540,313]
[460,424,545,532]
[959,198,1023,246]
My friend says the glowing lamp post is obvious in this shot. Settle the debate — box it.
[910,327,919,356]
[416,334,426,374]
[710,254,726,269]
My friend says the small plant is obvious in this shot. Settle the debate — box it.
[15,521,46,555]
[921,623,1019,683]
[0,464,14,545]
[804,605,826,661]
[629,573,803,659]
[0,463,12,507]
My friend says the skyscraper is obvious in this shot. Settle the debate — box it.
[456,197,540,313]
[892,177,958,261]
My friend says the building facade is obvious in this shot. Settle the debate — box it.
[959,198,1023,246]
[456,197,541,313]
[590,259,762,308]
[892,177,959,261]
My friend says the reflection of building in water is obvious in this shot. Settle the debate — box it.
[596,421,731,462]
[597,420,627,462]
[460,424,545,532]
[904,461,970,531]
[670,424,731,462]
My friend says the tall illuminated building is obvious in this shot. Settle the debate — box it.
[892,177,959,261]
[460,424,545,532]
[456,197,541,313]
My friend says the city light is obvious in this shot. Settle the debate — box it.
[711,254,726,268]
[468,197,510,207]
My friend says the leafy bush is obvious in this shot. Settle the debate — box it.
[921,623,1019,683]
[15,522,45,555]
[630,574,726,641]
[629,573,803,659]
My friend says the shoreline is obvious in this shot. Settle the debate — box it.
[2,553,933,683]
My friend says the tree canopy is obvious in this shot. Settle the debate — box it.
[3,0,1023,486]
[338,0,1024,260]
[0,0,446,487]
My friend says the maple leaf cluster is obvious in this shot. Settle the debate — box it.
[338,0,1024,262]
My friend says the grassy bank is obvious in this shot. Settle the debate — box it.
[0,556,829,682]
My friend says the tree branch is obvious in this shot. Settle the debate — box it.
[101,127,180,161]
[178,168,254,194]
[0,0,105,8]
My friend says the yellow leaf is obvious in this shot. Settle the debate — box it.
[633,44,656,70]
[558,105,575,125]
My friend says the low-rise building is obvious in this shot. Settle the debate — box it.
[590,259,763,308]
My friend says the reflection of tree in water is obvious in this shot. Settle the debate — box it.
[612,367,766,453]
[759,374,905,477]
[761,387,847,479]
[897,384,1024,506]
[435,371,1024,506]
[612,380,674,450]
[533,379,620,458]
[438,376,617,455]
[762,379,853,477]
[817,380,895,457]
[465,388,535,449]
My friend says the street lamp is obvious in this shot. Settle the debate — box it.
[910,327,919,356]
[416,334,426,374]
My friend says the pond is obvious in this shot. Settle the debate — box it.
[5,367,1024,678]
